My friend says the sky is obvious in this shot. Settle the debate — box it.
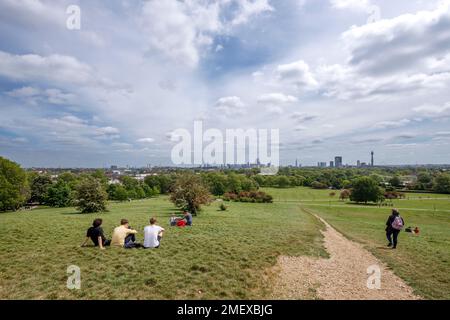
[1,0,450,168]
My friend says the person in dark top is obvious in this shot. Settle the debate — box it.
[385,209,405,249]
[183,211,193,226]
[81,218,110,249]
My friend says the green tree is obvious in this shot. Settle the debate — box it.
[275,176,291,188]
[107,184,128,201]
[389,176,402,188]
[46,181,72,207]
[434,174,450,194]
[350,177,384,204]
[170,174,212,215]
[0,157,29,211]
[30,174,53,204]
[144,174,173,194]
[76,177,108,213]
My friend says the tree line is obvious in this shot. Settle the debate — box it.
[1,156,450,213]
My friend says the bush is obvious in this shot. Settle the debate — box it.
[223,191,273,203]
[219,203,227,211]
[311,181,328,189]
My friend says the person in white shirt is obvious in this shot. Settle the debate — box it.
[143,217,165,249]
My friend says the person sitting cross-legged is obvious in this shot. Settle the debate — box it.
[144,217,165,249]
[111,219,139,248]
[81,218,110,250]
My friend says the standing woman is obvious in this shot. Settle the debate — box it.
[386,209,405,249]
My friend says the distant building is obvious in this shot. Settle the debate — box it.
[111,165,118,170]
[329,161,334,168]
[318,162,327,168]
[357,160,361,167]
[371,151,374,167]
[335,156,343,168]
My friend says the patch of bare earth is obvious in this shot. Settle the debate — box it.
[272,214,420,300]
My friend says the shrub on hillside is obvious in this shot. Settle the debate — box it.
[223,191,273,203]
[311,181,328,189]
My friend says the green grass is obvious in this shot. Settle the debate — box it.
[0,197,326,300]
[1,187,448,300]
[263,187,450,299]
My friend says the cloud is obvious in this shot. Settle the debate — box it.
[434,131,450,137]
[257,93,298,105]
[6,86,76,105]
[291,112,318,123]
[373,119,411,129]
[214,96,246,116]
[0,51,118,89]
[0,0,65,29]
[342,2,450,76]
[413,103,450,117]
[275,60,318,89]
[140,0,273,67]
[230,0,274,26]
[330,0,371,11]
[137,138,155,143]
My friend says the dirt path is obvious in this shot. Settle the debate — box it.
[272,213,420,300]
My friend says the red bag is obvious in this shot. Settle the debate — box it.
[177,220,186,227]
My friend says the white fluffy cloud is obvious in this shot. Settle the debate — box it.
[342,2,450,75]
[0,51,117,89]
[214,96,246,116]
[413,103,450,118]
[330,0,371,11]
[275,60,318,90]
[141,0,273,67]
[257,93,298,105]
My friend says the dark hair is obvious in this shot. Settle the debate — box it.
[150,217,157,225]
[121,219,129,225]
[93,218,103,228]
[392,209,400,216]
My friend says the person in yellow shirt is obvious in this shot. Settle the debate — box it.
[111,219,139,248]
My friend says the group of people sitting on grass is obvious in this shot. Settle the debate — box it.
[81,211,193,250]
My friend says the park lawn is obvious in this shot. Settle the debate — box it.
[263,187,450,299]
[300,202,450,300]
[0,196,326,300]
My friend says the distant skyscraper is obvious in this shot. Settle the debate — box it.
[335,156,343,168]
[330,161,334,168]
[371,151,374,167]
[295,159,298,167]
[357,160,361,167]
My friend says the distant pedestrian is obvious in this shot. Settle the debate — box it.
[386,209,404,249]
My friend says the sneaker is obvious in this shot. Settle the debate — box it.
[387,243,392,247]
[392,246,397,249]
